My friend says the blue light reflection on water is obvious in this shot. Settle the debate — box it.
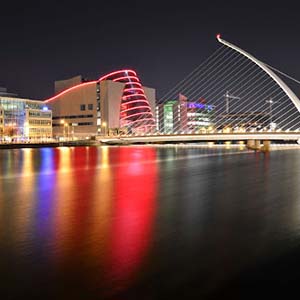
[35,148,56,243]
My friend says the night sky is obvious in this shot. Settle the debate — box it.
[1,1,300,100]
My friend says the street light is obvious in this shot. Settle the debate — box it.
[265,98,274,122]
[70,124,74,140]
[102,121,107,136]
[265,98,277,131]
[60,119,65,139]
[65,123,69,140]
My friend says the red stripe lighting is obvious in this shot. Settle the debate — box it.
[98,69,137,81]
[112,76,140,82]
[44,80,97,103]
[122,93,146,99]
[103,69,155,133]
[123,88,145,93]
[120,111,154,121]
[123,100,152,108]
[125,82,142,87]
[44,68,155,133]
[121,99,149,106]
[120,106,152,114]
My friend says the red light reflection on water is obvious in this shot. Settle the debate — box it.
[54,147,98,261]
[48,146,158,295]
[107,147,158,286]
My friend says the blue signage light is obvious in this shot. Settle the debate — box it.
[187,103,213,111]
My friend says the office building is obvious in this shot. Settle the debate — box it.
[0,88,52,141]
[156,94,214,133]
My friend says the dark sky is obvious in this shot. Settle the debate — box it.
[1,0,300,100]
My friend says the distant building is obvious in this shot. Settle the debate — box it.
[45,70,156,138]
[217,111,270,132]
[156,94,214,133]
[0,88,52,141]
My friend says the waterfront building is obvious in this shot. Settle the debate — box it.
[45,70,156,138]
[0,106,3,136]
[156,94,214,133]
[0,88,52,141]
[218,111,270,132]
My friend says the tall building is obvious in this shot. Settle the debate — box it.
[45,69,156,138]
[0,88,52,141]
[156,94,214,133]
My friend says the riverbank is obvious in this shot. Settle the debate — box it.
[0,140,98,149]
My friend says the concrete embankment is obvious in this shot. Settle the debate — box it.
[0,140,98,149]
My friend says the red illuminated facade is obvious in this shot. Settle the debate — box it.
[45,70,156,137]
[99,70,155,132]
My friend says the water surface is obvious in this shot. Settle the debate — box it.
[1,145,300,299]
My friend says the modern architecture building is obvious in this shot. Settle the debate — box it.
[156,94,214,133]
[0,88,52,141]
[45,70,156,138]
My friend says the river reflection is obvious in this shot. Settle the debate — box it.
[1,145,300,299]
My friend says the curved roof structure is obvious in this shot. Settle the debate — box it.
[99,70,155,130]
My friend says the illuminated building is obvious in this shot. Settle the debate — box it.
[156,94,214,133]
[218,111,270,132]
[0,88,52,140]
[0,106,3,136]
[45,70,156,138]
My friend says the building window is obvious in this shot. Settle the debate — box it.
[88,104,93,110]
[53,114,93,120]
[80,104,86,111]
[78,122,93,126]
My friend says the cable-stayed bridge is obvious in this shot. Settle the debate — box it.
[101,34,300,148]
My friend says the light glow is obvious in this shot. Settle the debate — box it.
[98,69,137,81]
[120,106,152,114]
[112,76,140,82]
[121,99,149,106]
[122,93,146,99]
[45,81,97,103]
[123,88,145,93]
[120,111,153,121]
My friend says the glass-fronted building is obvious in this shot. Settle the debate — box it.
[156,96,214,134]
[186,102,214,131]
[163,100,177,133]
[0,88,52,141]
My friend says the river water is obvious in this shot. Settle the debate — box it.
[1,145,300,299]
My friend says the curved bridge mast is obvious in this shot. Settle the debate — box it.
[216,34,300,113]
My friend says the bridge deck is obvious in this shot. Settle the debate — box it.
[99,132,300,144]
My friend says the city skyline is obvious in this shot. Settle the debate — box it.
[1,1,300,100]
[2,3,300,299]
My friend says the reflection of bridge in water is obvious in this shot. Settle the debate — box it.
[116,34,300,150]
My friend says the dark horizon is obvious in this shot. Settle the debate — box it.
[1,1,300,100]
